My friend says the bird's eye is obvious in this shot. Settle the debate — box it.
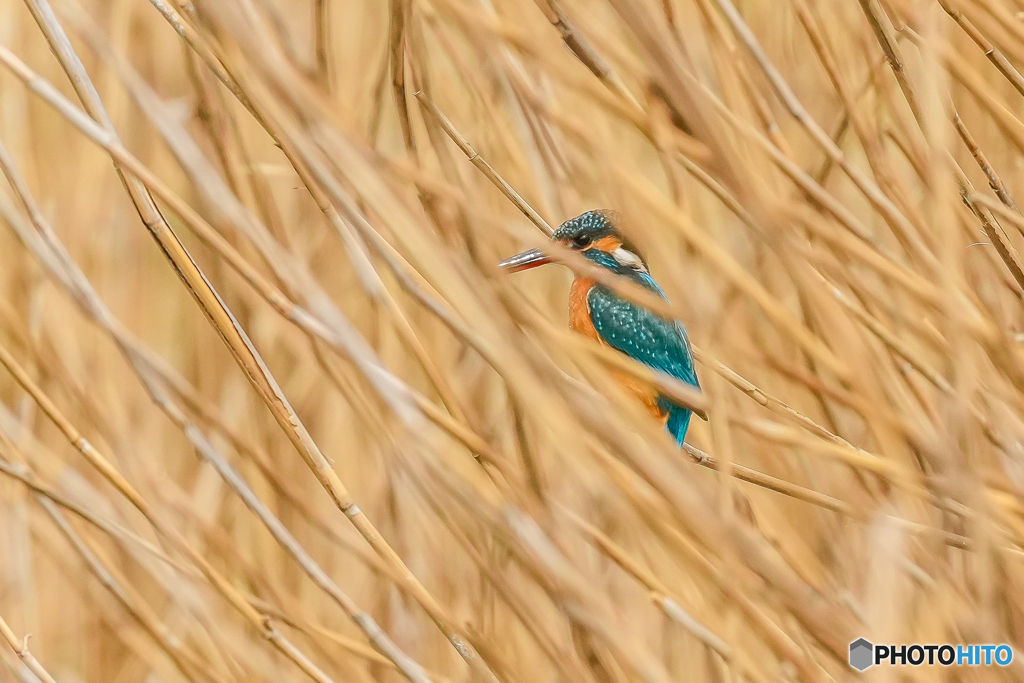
[572,234,592,248]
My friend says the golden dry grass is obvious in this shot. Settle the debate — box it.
[0,0,1023,680]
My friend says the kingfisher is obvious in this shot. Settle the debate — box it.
[500,210,704,444]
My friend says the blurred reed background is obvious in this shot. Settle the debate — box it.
[0,0,1022,680]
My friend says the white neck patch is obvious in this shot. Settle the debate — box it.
[612,246,648,273]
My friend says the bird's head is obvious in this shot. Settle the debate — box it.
[499,210,649,275]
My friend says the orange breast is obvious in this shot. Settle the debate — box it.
[568,277,667,423]
[568,277,599,340]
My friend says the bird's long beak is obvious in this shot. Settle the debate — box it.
[498,248,551,273]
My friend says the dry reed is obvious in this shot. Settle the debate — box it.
[0,0,1022,681]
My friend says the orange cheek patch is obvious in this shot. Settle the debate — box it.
[590,236,622,253]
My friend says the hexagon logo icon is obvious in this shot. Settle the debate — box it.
[849,638,874,671]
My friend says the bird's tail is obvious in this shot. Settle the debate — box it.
[659,398,692,445]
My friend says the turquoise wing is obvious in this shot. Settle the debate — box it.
[586,284,699,444]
